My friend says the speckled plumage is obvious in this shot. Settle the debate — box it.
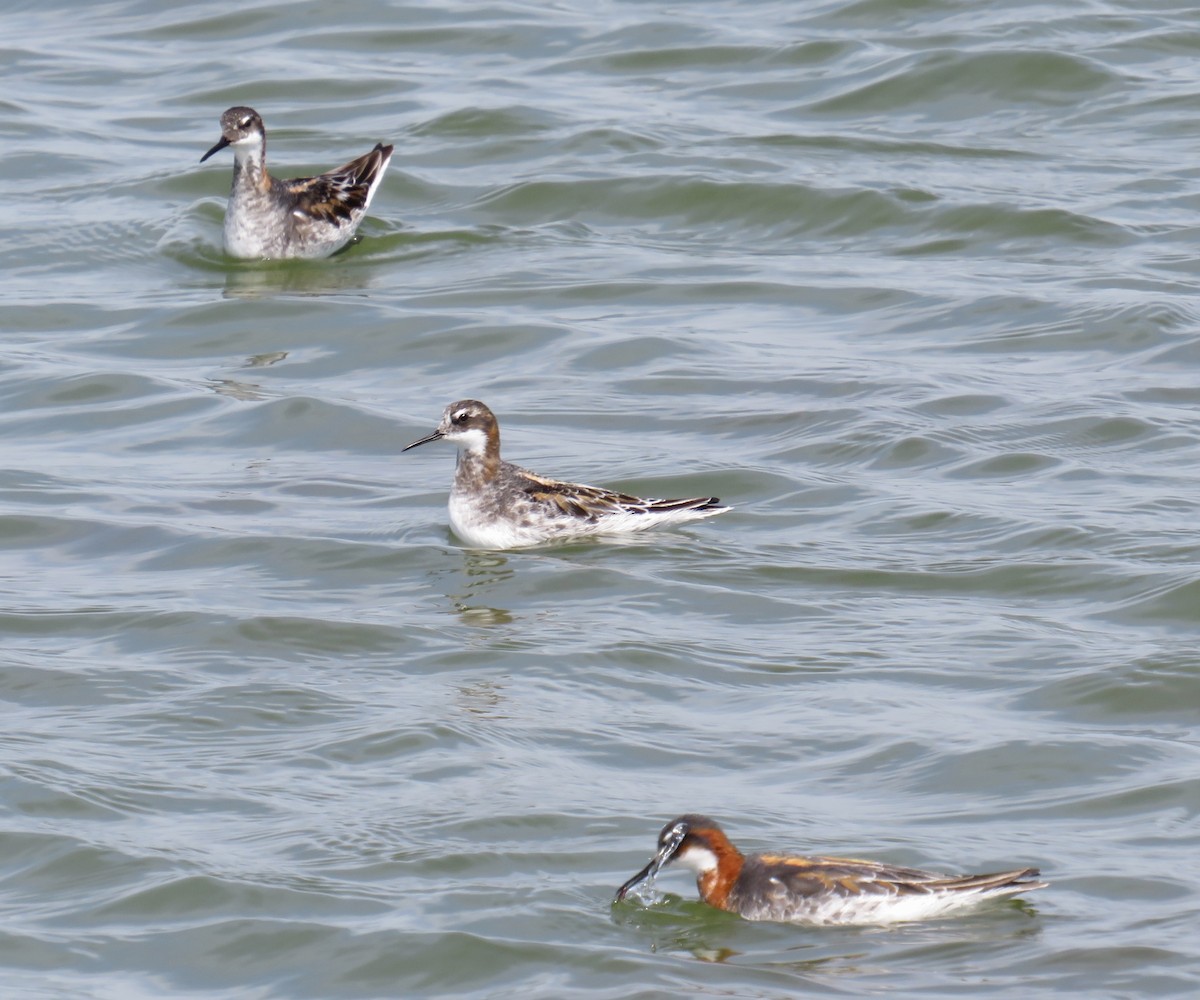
[200,106,392,260]
[402,400,729,549]
[616,814,1047,926]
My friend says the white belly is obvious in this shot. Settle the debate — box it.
[447,492,545,549]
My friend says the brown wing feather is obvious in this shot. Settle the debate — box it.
[282,143,393,224]
[524,483,622,520]
[519,469,722,520]
[756,855,1043,897]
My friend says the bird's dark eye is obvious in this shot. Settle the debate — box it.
[239,117,253,127]
[453,411,469,425]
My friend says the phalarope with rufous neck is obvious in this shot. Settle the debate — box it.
[200,106,392,259]
[616,814,1047,926]
[402,400,730,549]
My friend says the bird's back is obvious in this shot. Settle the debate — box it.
[727,853,1045,925]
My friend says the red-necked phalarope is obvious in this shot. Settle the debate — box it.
[402,400,730,549]
[616,814,1047,926]
[200,106,393,259]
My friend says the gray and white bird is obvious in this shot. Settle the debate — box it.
[403,400,730,549]
[200,106,392,259]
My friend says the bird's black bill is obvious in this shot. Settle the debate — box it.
[200,135,231,162]
[615,858,660,901]
[402,430,444,452]
[614,824,688,902]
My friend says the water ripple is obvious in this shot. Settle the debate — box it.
[4,1,1200,998]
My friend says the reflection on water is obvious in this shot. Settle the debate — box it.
[245,351,288,368]
[455,603,515,626]
[460,551,512,581]
[208,377,269,401]
[454,678,509,718]
[208,352,290,400]
[220,259,379,299]
[447,550,517,625]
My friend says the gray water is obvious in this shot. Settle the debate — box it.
[3,1,1200,997]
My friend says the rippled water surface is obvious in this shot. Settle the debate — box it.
[3,1,1200,997]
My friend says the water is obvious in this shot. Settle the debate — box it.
[3,0,1200,996]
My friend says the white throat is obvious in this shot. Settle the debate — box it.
[230,133,265,166]
[673,844,719,876]
[448,426,490,456]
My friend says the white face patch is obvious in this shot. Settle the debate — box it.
[226,130,264,166]
[445,425,489,454]
[673,843,719,876]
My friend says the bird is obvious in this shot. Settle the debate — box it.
[401,399,730,549]
[200,106,392,259]
[615,814,1047,926]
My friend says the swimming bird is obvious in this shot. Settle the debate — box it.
[402,400,730,549]
[200,106,392,259]
[615,814,1047,926]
